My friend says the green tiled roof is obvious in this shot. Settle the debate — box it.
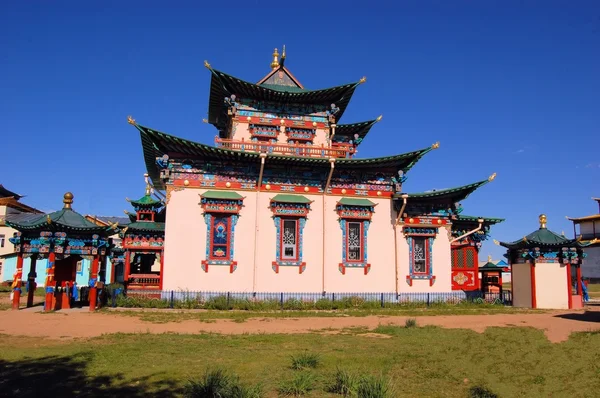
[270,194,312,204]
[207,67,362,134]
[479,261,508,271]
[201,190,244,200]
[259,84,306,93]
[396,177,494,206]
[337,198,376,207]
[135,123,434,190]
[129,194,162,208]
[334,118,380,144]
[126,221,165,232]
[6,208,113,234]
[498,227,580,249]
[454,215,505,224]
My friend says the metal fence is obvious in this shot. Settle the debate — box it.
[106,289,512,309]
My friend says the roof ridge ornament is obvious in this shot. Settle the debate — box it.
[376,115,383,122]
[488,173,497,182]
[127,115,136,125]
[270,48,280,70]
[539,214,547,229]
[63,192,74,209]
[359,76,367,84]
[204,60,212,69]
[431,142,440,149]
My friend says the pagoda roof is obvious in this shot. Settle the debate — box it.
[85,215,131,227]
[270,194,312,204]
[0,197,42,215]
[6,193,116,235]
[497,215,594,250]
[333,117,381,144]
[566,214,600,224]
[0,184,23,199]
[125,221,165,233]
[134,122,435,190]
[396,175,496,207]
[127,192,162,208]
[453,215,505,225]
[479,261,509,272]
[205,64,364,134]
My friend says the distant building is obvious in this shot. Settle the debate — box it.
[0,185,42,281]
[567,198,600,280]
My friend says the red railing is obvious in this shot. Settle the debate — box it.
[128,273,161,289]
[214,137,356,159]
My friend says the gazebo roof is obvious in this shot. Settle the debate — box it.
[6,193,117,235]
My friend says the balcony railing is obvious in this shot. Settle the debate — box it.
[127,273,161,290]
[215,137,356,159]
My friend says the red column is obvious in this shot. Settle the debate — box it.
[530,262,537,309]
[566,263,573,309]
[44,252,56,312]
[576,265,582,295]
[11,253,24,310]
[26,256,38,307]
[124,250,131,283]
[89,255,100,311]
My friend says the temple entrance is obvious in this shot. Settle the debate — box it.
[451,246,479,291]
[53,255,79,310]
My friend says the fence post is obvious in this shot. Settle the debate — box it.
[380,293,384,308]
[111,290,117,308]
[427,293,430,307]
[227,292,231,309]
[332,293,335,302]
[280,292,284,310]
[170,290,174,309]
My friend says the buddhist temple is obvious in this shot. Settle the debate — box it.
[128,48,503,295]
[497,214,597,309]
[567,197,600,280]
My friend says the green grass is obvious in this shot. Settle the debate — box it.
[105,305,542,324]
[290,352,321,370]
[587,283,600,298]
[1,326,599,397]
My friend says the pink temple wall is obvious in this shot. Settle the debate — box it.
[162,187,455,293]
[534,261,569,309]
[231,120,330,147]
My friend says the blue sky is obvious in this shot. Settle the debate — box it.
[1,1,598,260]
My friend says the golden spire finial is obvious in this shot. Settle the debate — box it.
[46,215,52,224]
[431,141,440,149]
[561,230,565,236]
[376,115,383,122]
[63,192,74,209]
[359,76,367,84]
[202,118,208,123]
[493,239,500,246]
[204,60,211,69]
[282,45,286,60]
[539,214,547,229]
[270,48,280,69]
[488,255,492,262]
[488,172,497,182]
[127,115,136,125]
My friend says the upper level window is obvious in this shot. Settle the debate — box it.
[0,234,5,248]
[403,227,437,286]
[281,219,298,261]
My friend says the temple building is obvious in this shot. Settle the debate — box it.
[567,197,600,280]
[129,48,503,295]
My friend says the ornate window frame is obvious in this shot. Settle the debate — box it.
[269,196,312,274]
[200,192,244,273]
[403,227,437,286]
[336,199,375,275]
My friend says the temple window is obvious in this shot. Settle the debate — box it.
[336,198,376,275]
[199,191,245,273]
[403,227,437,286]
[249,124,279,140]
[269,195,312,273]
[285,127,315,144]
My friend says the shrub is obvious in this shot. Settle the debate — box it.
[315,298,334,310]
[290,352,321,370]
[184,368,263,398]
[278,371,315,396]
[405,318,417,328]
[468,384,499,398]
[204,295,232,310]
[283,298,306,311]
[356,374,392,398]
[327,367,358,396]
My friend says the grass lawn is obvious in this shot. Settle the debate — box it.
[1,326,599,397]
[587,283,600,299]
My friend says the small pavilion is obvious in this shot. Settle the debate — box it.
[479,255,509,294]
[496,214,595,309]
[7,192,117,311]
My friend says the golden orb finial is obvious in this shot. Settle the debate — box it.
[359,76,367,84]
[270,48,280,69]
[127,115,136,125]
[488,172,497,182]
[376,115,383,122]
[431,141,440,149]
[539,214,547,229]
[63,192,74,209]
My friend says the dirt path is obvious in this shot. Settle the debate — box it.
[1,306,599,343]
